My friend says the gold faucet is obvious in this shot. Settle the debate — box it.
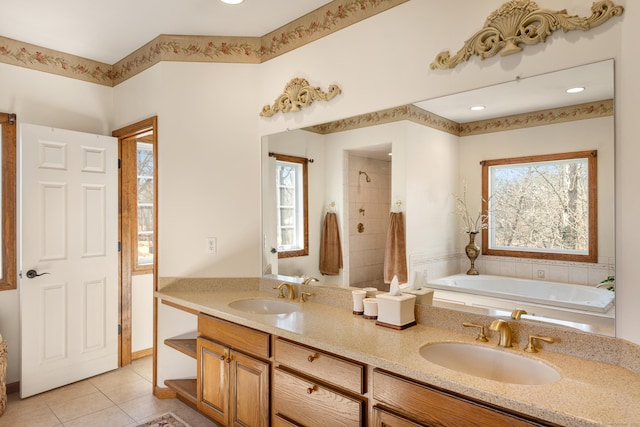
[301,276,319,285]
[274,282,295,300]
[489,319,512,348]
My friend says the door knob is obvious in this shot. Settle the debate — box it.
[270,248,277,254]
[26,269,50,279]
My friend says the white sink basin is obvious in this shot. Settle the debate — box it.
[419,342,560,385]
[228,298,299,315]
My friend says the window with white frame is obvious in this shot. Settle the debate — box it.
[272,153,308,258]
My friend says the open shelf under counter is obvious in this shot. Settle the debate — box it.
[165,378,197,405]
[164,338,197,359]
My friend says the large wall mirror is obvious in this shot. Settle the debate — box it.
[261,60,615,336]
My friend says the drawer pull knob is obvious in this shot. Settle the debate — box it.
[306,385,317,394]
[307,353,318,362]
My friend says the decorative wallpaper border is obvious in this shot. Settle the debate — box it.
[0,0,408,87]
[460,99,614,136]
[304,104,460,135]
[303,100,614,136]
[0,36,112,85]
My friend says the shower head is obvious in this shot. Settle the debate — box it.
[359,170,371,183]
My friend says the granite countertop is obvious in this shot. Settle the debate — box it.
[156,283,640,427]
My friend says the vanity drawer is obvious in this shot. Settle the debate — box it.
[275,338,365,394]
[373,369,552,427]
[273,368,364,427]
[198,313,270,359]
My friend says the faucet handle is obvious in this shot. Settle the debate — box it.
[462,322,489,342]
[524,335,555,353]
[511,309,527,320]
[272,284,286,298]
[299,292,312,303]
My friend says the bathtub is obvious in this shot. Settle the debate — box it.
[427,274,614,313]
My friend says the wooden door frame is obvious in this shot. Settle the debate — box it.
[112,116,158,367]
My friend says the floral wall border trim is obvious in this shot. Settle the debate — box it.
[459,99,613,136]
[303,100,613,136]
[0,36,113,86]
[1,0,408,87]
[260,78,342,117]
[430,0,624,70]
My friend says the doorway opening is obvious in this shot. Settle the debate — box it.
[113,117,157,366]
[347,146,391,291]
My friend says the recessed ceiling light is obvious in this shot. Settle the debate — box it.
[470,105,486,111]
[566,87,585,94]
[220,0,243,4]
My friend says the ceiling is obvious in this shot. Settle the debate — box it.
[2,0,334,64]
[415,60,614,123]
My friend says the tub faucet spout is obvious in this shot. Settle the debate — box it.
[489,319,512,348]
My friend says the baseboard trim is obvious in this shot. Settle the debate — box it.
[6,381,19,395]
[154,386,177,399]
[132,348,153,360]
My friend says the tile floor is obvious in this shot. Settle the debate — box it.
[0,357,220,427]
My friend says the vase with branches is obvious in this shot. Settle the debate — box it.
[452,184,489,275]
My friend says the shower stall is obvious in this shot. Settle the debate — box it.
[347,152,391,290]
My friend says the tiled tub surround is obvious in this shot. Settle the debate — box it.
[409,253,615,288]
[156,277,640,427]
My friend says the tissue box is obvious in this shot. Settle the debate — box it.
[375,293,416,330]
[402,288,434,305]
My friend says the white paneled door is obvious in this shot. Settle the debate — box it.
[19,123,118,398]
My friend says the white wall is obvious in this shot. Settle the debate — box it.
[403,122,460,259]
[616,0,640,344]
[0,63,113,383]
[114,61,264,277]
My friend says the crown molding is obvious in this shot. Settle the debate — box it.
[0,0,408,87]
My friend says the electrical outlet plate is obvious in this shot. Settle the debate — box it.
[206,237,217,254]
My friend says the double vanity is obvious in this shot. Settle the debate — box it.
[155,277,640,426]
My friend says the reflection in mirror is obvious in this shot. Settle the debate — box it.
[262,60,615,336]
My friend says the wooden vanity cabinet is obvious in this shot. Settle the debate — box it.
[197,314,271,427]
[273,338,366,427]
[372,369,557,427]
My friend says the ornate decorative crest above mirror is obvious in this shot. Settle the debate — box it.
[260,77,342,117]
[262,59,615,336]
[430,0,624,70]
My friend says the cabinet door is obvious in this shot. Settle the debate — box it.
[373,406,425,427]
[197,338,228,425]
[230,350,270,427]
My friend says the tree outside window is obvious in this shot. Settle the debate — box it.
[482,150,597,263]
[271,153,308,259]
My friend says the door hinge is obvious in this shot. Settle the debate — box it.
[118,324,122,335]
[118,158,121,169]
[118,241,121,252]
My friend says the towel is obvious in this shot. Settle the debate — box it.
[384,212,408,284]
[319,212,343,275]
